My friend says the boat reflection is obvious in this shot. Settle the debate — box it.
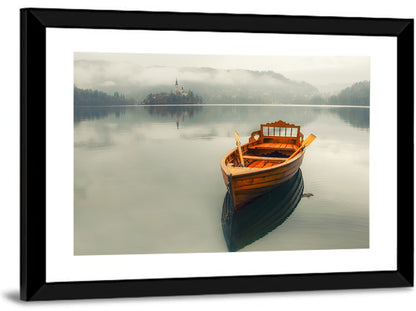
[221,169,304,252]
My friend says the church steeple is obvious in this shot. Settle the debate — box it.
[175,78,179,94]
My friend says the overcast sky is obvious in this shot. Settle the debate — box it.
[74,53,370,89]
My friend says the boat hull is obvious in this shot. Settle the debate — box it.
[221,148,304,210]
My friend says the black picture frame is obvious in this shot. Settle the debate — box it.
[20,8,414,301]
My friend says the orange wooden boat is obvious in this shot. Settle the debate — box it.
[220,120,315,211]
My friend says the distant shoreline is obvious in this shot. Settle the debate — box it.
[75,104,370,108]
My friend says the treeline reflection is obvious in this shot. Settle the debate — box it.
[75,105,202,129]
[330,107,369,129]
[74,106,127,124]
[74,105,369,130]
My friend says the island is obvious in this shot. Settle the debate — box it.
[142,79,203,105]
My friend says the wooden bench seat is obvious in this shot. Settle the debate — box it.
[248,143,298,151]
[243,155,287,162]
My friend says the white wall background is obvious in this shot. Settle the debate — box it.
[0,0,414,310]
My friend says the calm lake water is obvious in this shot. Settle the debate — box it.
[74,105,369,255]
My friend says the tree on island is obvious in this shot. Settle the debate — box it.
[142,91,203,105]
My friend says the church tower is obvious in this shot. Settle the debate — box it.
[175,78,179,94]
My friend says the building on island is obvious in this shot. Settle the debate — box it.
[175,78,188,96]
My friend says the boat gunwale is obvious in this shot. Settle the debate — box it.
[220,142,304,177]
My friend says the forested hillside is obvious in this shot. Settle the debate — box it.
[74,86,136,106]
[328,81,370,106]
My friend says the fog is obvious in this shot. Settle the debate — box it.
[74,53,370,95]
[75,59,288,88]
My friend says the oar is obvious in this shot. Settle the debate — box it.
[283,134,316,163]
[234,131,245,167]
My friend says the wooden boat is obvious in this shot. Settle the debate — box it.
[220,120,315,211]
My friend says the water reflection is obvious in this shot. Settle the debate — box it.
[74,104,369,255]
[74,105,368,131]
[144,105,202,129]
[221,169,304,252]
[330,107,369,129]
[74,106,126,124]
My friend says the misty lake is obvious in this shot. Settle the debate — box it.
[74,104,369,255]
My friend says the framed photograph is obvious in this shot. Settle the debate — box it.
[21,8,413,300]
